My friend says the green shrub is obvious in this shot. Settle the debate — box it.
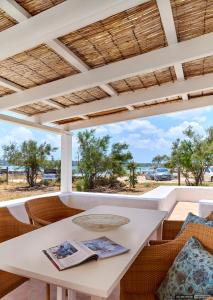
[76,179,87,192]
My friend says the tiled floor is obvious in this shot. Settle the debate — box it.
[2,202,199,300]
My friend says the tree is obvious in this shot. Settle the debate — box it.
[108,142,132,182]
[128,161,138,188]
[77,130,133,190]
[168,126,213,186]
[3,140,57,187]
[152,154,169,168]
[77,130,110,190]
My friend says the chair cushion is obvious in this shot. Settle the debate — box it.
[178,212,213,236]
[0,271,27,298]
[156,237,213,300]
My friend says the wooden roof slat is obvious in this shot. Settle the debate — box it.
[0,8,16,32]
[15,0,65,16]
[171,0,213,42]
[51,87,109,109]
[183,55,213,79]
[0,85,14,97]
[0,44,78,89]
[13,101,56,116]
[110,67,177,93]
[59,1,167,68]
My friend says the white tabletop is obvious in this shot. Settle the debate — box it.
[0,205,166,298]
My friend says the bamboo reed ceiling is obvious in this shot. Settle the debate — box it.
[56,117,84,125]
[171,0,213,42]
[15,0,65,16]
[0,44,78,89]
[59,1,167,69]
[0,8,16,32]
[110,67,177,93]
[0,86,14,97]
[52,87,109,108]
[55,98,183,125]
[13,101,55,116]
[183,55,213,79]
[189,88,213,99]
[134,96,182,108]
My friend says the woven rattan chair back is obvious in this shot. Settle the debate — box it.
[25,195,83,226]
[0,207,36,298]
[121,223,213,299]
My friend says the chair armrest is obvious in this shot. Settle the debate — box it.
[162,220,183,240]
[32,216,51,227]
[149,240,171,245]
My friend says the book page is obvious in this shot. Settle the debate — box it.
[82,236,129,259]
[44,240,97,270]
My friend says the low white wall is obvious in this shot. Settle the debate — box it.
[177,186,213,202]
[66,186,177,214]
[1,186,213,223]
[199,199,213,218]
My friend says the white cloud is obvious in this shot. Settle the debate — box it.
[167,107,212,123]
[0,126,34,156]
[166,121,206,139]
[1,126,33,145]
[42,133,60,149]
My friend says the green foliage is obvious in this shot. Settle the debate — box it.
[127,161,138,188]
[2,140,57,187]
[108,142,132,182]
[75,179,87,192]
[167,126,213,186]
[152,154,169,168]
[77,130,133,191]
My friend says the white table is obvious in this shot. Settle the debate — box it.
[0,205,166,300]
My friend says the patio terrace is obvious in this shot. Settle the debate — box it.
[0,0,212,299]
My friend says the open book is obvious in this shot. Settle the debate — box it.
[43,236,129,271]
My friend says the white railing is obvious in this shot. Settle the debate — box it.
[1,186,213,222]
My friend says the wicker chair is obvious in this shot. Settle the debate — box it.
[25,195,83,226]
[149,211,213,245]
[0,207,36,298]
[120,223,213,300]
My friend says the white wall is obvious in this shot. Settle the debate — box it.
[1,186,213,223]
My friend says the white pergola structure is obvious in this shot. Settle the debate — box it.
[0,0,212,194]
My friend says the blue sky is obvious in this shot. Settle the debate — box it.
[0,106,212,163]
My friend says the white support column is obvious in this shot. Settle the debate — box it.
[61,133,72,193]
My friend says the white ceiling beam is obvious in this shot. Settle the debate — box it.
[156,0,188,100]
[1,1,117,99]
[46,39,89,73]
[39,73,213,123]
[0,113,67,135]
[0,75,63,110]
[67,95,213,130]
[0,0,149,61]
[0,33,212,111]
[46,40,117,96]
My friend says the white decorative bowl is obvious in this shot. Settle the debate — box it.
[72,214,130,232]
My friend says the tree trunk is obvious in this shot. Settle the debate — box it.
[26,167,37,187]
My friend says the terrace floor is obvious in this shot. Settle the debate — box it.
[2,201,199,300]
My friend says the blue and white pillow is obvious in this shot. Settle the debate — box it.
[156,237,213,300]
[178,212,213,236]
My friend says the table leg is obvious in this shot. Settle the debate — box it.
[57,287,65,300]
[67,289,77,300]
